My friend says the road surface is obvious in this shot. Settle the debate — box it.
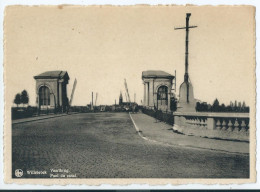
[12,112,249,178]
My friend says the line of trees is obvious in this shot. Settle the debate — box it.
[196,99,249,113]
[13,90,29,107]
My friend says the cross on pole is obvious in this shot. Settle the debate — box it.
[175,13,197,83]
[175,13,197,102]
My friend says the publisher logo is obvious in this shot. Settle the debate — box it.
[15,169,23,177]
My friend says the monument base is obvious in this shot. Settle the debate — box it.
[177,81,196,112]
[177,101,196,112]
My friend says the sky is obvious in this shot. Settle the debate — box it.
[5,5,255,106]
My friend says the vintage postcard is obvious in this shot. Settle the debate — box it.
[3,5,256,185]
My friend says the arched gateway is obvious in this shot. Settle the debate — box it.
[39,86,50,106]
[34,71,70,112]
[157,85,168,106]
[142,70,175,112]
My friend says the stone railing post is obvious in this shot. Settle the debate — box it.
[207,117,215,130]
[240,120,247,132]
[216,119,221,130]
[174,116,179,126]
[233,119,240,132]
[180,116,186,127]
[227,120,233,131]
[222,120,227,130]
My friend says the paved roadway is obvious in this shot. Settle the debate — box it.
[12,112,249,178]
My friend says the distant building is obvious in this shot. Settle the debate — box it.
[119,92,123,106]
[142,70,175,112]
[118,92,135,106]
[34,71,70,112]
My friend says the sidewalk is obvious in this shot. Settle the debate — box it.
[12,112,78,124]
[130,113,249,154]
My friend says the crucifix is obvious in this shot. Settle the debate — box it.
[175,13,197,102]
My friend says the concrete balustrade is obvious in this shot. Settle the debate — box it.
[173,112,249,141]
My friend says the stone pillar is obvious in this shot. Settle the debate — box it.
[150,80,154,108]
[56,82,60,108]
[146,82,149,106]
[37,93,40,115]
[174,116,180,126]
[179,116,186,127]
[173,115,180,131]
[143,82,146,107]
[59,82,62,108]
[207,117,216,130]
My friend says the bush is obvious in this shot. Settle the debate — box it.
[12,106,37,120]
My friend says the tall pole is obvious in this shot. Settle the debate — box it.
[184,14,191,102]
[175,13,197,102]
[95,92,98,106]
[69,78,77,106]
[184,13,191,83]
[124,79,131,104]
[92,92,93,110]
[125,92,128,102]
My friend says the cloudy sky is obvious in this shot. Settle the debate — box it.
[5,5,255,106]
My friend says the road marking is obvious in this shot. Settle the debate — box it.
[129,112,149,140]
[129,112,139,132]
[129,112,166,143]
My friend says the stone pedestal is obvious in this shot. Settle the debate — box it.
[177,81,196,112]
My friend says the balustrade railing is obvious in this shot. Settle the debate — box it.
[173,112,250,140]
[183,116,249,131]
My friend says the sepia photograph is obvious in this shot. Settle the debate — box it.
[3,5,255,184]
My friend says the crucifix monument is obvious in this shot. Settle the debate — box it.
[175,13,197,112]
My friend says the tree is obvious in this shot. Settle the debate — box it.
[226,105,232,112]
[195,102,201,112]
[212,98,220,112]
[21,90,29,107]
[234,100,238,112]
[206,103,211,111]
[241,101,246,112]
[170,97,177,112]
[220,103,226,112]
[14,93,21,107]
[242,101,246,108]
